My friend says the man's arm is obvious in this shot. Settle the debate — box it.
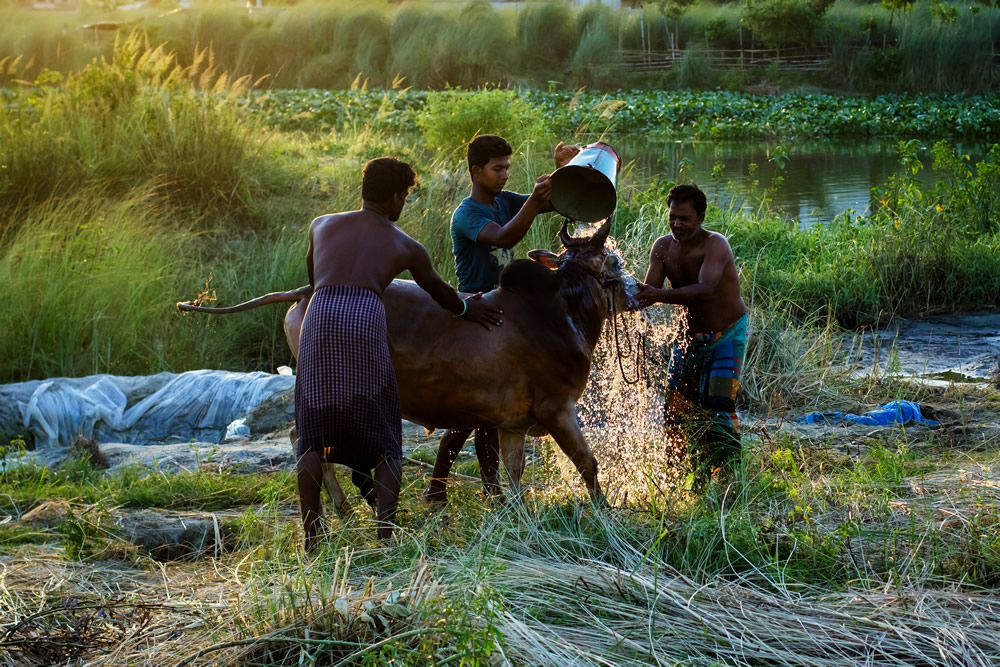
[306,225,316,289]
[642,237,669,289]
[406,241,503,330]
[636,236,730,308]
[475,174,552,248]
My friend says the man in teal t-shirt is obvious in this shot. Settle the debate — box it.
[424,134,581,503]
[452,190,530,293]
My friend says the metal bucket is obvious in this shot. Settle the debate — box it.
[550,142,621,223]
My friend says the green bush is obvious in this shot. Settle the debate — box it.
[515,1,577,77]
[388,6,454,89]
[417,88,549,155]
[570,4,621,89]
[746,0,823,51]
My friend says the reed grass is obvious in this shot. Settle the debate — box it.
[0,32,303,229]
[3,0,999,92]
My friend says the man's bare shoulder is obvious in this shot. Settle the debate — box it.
[393,226,429,258]
[651,234,675,255]
[705,230,735,251]
[309,210,360,229]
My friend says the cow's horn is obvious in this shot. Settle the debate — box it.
[559,218,586,248]
[589,217,612,247]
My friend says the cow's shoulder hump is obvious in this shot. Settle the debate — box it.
[499,259,559,295]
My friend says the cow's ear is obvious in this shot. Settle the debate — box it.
[528,249,560,270]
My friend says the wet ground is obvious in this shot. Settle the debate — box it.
[843,311,1000,384]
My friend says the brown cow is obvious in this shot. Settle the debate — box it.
[178,219,633,513]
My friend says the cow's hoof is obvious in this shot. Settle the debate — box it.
[332,501,354,520]
[421,488,447,507]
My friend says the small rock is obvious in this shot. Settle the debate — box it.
[333,597,350,618]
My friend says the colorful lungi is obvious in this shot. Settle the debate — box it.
[664,312,748,469]
[295,285,402,471]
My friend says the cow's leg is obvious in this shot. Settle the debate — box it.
[291,425,351,518]
[499,429,527,498]
[474,428,503,500]
[539,403,605,504]
[423,428,473,503]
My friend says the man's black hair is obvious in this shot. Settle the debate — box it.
[467,134,513,174]
[667,184,707,217]
[362,157,417,203]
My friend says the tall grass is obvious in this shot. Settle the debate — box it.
[0,32,298,231]
[3,1,999,92]
[898,1,1000,92]
[0,190,191,381]
[0,187,310,382]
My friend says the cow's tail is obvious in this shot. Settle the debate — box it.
[176,285,313,314]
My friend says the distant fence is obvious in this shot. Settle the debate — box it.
[620,47,833,72]
[620,46,1000,72]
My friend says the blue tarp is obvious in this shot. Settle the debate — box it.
[14,370,296,449]
[795,400,939,426]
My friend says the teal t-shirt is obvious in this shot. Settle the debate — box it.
[451,191,530,293]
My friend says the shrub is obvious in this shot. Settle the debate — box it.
[746,0,822,51]
[417,88,549,155]
[514,1,577,77]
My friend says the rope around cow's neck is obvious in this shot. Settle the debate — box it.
[608,289,648,386]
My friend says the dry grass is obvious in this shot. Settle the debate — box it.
[2,489,999,666]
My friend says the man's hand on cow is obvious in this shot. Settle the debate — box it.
[554,141,582,169]
[462,293,504,330]
[632,282,663,310]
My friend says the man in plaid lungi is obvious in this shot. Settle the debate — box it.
[633,184,749,491]
[296,157,502,550]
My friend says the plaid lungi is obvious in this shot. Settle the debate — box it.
[295,285,402,470]
[664,312,748,444]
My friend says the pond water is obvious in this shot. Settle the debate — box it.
[613,138,994,227]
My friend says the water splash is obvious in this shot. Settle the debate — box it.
[544,236,697,506]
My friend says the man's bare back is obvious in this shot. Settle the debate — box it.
[636,199,746,333]
[308,209,427,297]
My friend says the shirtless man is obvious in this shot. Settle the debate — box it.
[634,184,748,489]
[296,157,501,549]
